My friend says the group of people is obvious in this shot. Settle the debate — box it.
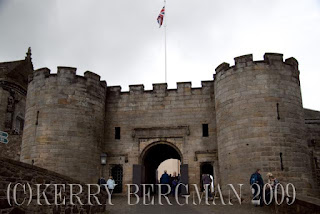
[98,176,116,194]
[250,169,279,206]
[160,170,215,198]
[99,168,278,203]
[159,170,180,195]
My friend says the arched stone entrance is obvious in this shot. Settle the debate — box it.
[142,142,182,186]
[133,141,188,195]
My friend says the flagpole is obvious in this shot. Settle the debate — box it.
[164,0,167,83]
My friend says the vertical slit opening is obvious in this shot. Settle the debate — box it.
[35,111,39,125]
[280,152,284,171]
[277,103,280,120]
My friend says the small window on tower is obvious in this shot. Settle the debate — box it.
[202,124,209,137]
[115,127,121,139]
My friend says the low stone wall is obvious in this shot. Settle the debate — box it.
[273,195,320,214]
[0,158,108,214]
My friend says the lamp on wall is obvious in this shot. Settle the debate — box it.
[100,153,107,178]
[100,153,107,165]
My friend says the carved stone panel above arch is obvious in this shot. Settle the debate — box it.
[132,126,190,139]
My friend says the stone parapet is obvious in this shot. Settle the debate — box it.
[29,67,106,91]
[215,53,299,77]
[107,81,215,98]
[0,157,107,214]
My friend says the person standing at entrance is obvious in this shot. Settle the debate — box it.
[265,172,279,204]
[98,177,107,191]
[107,176,116,195]
[160,170,170,194]
[171,172,178,195]
[250,169,264,206]
[202,174,213,199]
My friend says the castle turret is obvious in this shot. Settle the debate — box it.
[20,67,106,183]
[214,53,317,197]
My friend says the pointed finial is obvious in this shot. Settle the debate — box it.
[26,47,32,60]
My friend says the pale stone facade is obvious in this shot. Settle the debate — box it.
[1,49,320,198]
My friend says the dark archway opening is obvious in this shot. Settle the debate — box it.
[142,143,182,191]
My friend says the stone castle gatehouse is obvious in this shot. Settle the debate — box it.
[1,49,320,198]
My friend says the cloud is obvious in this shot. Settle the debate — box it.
[0,0,319,110]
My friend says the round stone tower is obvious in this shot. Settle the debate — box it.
[20,67,106,183]
[214,53,316,197]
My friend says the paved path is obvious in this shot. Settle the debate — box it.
[104,195,275,214]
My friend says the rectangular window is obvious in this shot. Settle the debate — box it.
[115,127,121,139]
[202,124,209,137]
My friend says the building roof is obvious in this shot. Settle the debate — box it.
[0,48,34,90]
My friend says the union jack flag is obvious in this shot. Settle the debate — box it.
[157,6,165,28]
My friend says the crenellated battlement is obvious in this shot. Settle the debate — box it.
[153,83,168,94]
[106,80,214,97]
[16,49,318,198]
[29,66,107,90]
[129,84,145,94]
[215,53,299,75]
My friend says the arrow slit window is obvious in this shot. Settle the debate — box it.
[35,111,39,125]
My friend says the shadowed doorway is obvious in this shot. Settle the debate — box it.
[200,162,214,191]
[143,143,182,187]
[111,165,123,193]
[133,142,188,196]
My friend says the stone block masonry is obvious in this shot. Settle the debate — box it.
[20,67,107,184]
[12,51,319,200]
[214,53,318,197]
[105,80,217,192]
[0,157,107,214]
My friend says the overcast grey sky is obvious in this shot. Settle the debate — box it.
[0,0,319,110]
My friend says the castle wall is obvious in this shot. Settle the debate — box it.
[0,79,27,161]
[11,51,318,198]
[0,88,22,161]
[214,53,318,197]
[0,87,9,131]
[0,52,33,161]
[304,109,320,188]
[20,67,107,184]
[104,81,217,191]
[0,157,107,214]
[305,109,320,143]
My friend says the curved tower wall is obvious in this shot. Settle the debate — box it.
[20,67,106,183]
[214,53,315,197]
